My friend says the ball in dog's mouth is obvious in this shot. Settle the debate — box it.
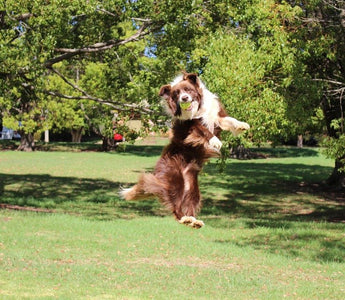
[180,102,192,110]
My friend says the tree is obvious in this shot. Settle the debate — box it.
[0,0,158,151]
[202,31,292,146]
[197,0,344,189]
[1,0,344,189]
[201,2,309,148]
[293,0,345,188]
[1,0,229,150]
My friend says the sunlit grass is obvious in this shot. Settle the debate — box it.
[0,140,344,299]
[1,211,344,299]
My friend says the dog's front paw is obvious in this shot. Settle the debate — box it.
[209,136,222,151]
[231,121,250,136]
[235,121,250,131]
[220,117,250,136]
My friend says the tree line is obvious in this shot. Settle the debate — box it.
[0,0,344,189]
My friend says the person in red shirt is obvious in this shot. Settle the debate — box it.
[113,133,124,142]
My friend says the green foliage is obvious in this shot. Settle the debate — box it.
[322,135,345,172]
[1,0,344,181]
[2,0,224,145]
[202,30,292,145]
[198,0,344,182]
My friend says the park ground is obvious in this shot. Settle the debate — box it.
[0,137,344,299]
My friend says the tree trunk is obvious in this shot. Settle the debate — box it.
[297,135,303,148]
[326,156,345,189]
[71,127,83,143]
[321,95,345,190]
[17,133,35,151]
[101,137,115,151]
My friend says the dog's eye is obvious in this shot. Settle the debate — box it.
[172,91,179,99]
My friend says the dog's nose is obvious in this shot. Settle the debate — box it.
[181,95,189,102]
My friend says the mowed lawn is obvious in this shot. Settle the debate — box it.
[0,139,344,299]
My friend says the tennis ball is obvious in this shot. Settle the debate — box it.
[180,102,191,110]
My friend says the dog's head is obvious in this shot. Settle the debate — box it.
[159,72,203,120]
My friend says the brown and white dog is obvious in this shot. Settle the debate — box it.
[120,73,249,228]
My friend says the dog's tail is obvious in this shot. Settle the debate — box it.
[119,173,166,201]
[119,185,142,201]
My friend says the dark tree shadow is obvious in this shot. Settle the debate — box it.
[250,147,320,158]
[0,173,167,220]
[214,230,345,263]
[1,145,344,264]
[200,161,344,223]
[197,161,345,263]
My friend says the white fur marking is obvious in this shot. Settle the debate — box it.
[179,216,204,228]
[219,117,250,136]
[179,92,192,102]
[182,166,191,192]
[119,187,133,199]
[179,216,196,224]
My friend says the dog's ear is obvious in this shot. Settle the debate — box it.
[159,84,171,99]
[183,72,199,86]
[160,84,180,116]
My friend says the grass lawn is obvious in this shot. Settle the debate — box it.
[0,138,344,299]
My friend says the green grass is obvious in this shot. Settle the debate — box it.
[1,139,345,299]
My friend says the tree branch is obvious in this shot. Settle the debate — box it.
[49,67,89,97]
[44,20,152,67]
[96,8,118,18]
[46,67,153,114]
[312,78,344,85]
[48,67,151,113]
[45,90,154,114]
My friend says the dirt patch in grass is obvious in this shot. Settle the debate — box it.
[127,257,242,270]
[0,204,54,213]
[295,182,345,223]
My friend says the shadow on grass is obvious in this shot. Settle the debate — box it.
[250,147,320,158]
[199,161,345,263]
[0,173,166,220]
[1,157,344,264]
[200,161,344,223]
[214,230,345,263]
[1,160,343,223]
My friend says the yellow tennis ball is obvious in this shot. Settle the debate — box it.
[180,102,191,110]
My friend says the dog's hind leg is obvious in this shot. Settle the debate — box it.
[179,216,196,225]
[176,165,205,229]
[179,216,205,228]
